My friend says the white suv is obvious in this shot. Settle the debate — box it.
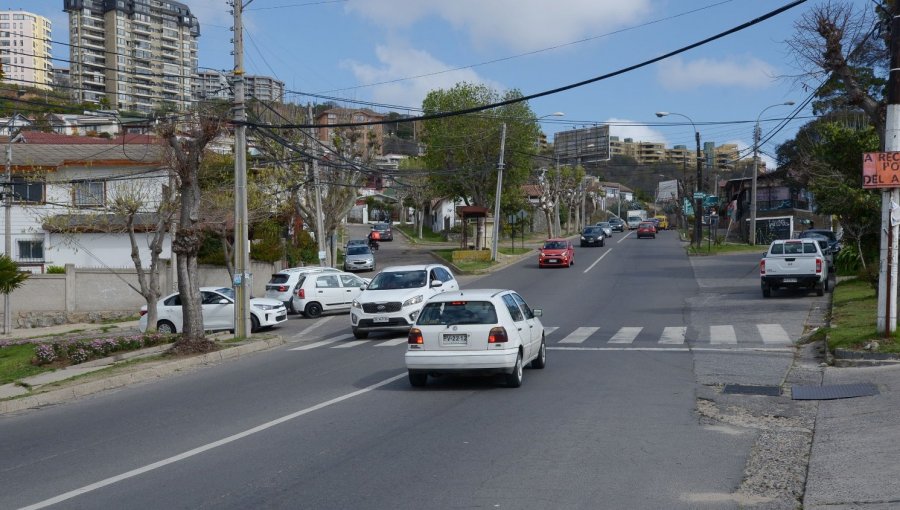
[291,271,369,318]
[265,267,340,313]
[350,264,458,339]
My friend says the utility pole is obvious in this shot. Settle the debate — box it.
[232,0,251,339]
[4,133,11,335]
[490,123,506,262]
[694,131,703,249]
[877,4,900,336]
[308,104,327,267]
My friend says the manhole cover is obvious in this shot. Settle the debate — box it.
[791,383,880,400]
[722,384,781,396]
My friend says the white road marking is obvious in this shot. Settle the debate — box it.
[583,249,612,273]
[617,231,634,243]
[757,324,792,344]
[558,327,599,344]
[549,346,793,353]
[288,333,352,350]
[609,326,642,344]
[331,340,369,349]
[709,325,737,345]
[18,373,408,510]
[290,315,334,341]
[543,326,559,336]
[659,326,687,345]
[375,338,409,347]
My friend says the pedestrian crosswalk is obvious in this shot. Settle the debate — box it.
[288,323,796,351]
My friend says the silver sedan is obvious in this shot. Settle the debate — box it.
[343,245,376,272]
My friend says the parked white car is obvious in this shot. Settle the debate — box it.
[265,267,340,313]
[138,287,287,334]
[349,264,458,339]
[405,289,546,388]
[291,271,369,318]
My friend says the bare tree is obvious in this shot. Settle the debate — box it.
[158,112,225,350]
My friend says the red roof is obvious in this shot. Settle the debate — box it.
[14,131,159,145]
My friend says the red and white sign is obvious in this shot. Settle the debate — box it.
[862,152,900,189]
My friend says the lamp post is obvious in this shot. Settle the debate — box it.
[750,101,795,245]
[656,111,702,248]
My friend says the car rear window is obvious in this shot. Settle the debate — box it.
[268,274,290,284]
[417,301,498,325]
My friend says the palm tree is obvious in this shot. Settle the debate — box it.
[0,254,28,295]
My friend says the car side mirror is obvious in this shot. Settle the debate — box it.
[532,308,543,317]
[430,280,443,288]
[217,299,229,304]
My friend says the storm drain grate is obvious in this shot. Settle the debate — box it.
[722,384,781,396]
[791,383,880,400]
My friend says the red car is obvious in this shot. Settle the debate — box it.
[539,238,575,268]
[636,221,657,239]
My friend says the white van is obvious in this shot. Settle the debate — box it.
[265,266,340,313]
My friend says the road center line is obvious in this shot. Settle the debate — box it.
[617,231,634,243]
[583,249,612,273]
[18,373,407,510]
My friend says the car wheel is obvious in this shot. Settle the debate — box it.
[408,370,427,387]
[156,320,176,334]
[762,284,771,298]
[816,281,825,296]
[531,338,546,369]
[505,351,523,388]
[352,328,369,339]
[304,302,323,318]
[287,299,297,314]
[600,238,605,247]
[250,315,260,333]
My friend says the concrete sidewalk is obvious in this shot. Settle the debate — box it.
[803,364,900,509]
[0,319,141,343]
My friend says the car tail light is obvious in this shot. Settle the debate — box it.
[277,285,288,292]
[488,327,508,343]
[408,328,423,345]
[760,259,765,275]
[296,288,305,299]
[816,258,822,273]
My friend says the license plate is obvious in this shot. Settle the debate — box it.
[548,259,558,263]
[442,334,467,345]
[373,316,389,323]
[783,278,797,283]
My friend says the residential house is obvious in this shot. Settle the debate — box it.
[315,108,385,157]
[0,114,32,136]
[3,139,171,272]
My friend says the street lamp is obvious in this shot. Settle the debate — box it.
[750,101,795,245]
[656,111,702,248]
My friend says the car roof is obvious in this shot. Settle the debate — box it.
[800,229,837,238]
[379,264,448,272]
[276,267,339,274]
[427,289,510,301]
[544,238,567,242]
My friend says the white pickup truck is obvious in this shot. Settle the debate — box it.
[760,239,829,298]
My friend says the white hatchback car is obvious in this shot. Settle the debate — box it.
[138,287,287,334]
[265,267,340,313]
[405,289,545,388]
[291,271,369,318]
[349,264,458,339]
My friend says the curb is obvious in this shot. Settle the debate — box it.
[0,336,285,414]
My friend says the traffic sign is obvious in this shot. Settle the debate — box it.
[692,192,706,199]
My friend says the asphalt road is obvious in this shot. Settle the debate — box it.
[0,226,827,509]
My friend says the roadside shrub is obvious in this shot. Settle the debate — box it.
[32,332,176,366]
[46,265,66,274]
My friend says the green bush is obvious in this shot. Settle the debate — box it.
[46,265,66,274]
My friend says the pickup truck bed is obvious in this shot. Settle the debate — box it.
[760,239,829,297]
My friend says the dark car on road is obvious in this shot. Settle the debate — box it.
[580,226,606,247]
[798,229,840,255]
[371,222,393,241]
[609,218,625,232]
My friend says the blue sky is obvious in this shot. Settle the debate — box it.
[6,0,875,167]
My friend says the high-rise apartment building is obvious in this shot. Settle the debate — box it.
[0,10,53,90]
[194,70,285,102]
[63,0,199,113]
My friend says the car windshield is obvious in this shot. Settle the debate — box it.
[214,288,235,299]
[347,239,367,246]
[582,227,601,235]
[800,230,837,242]
[367,270,427,290]
[543,241,567,249]
[346,246,371,256]
[418,301,498,326]
[373,224,390,231]
[597,222,611,228]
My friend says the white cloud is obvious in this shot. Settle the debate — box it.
[342,43,504,109]
[345,0,652,52]
[657,56,777,91]
[606,118,667,144]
